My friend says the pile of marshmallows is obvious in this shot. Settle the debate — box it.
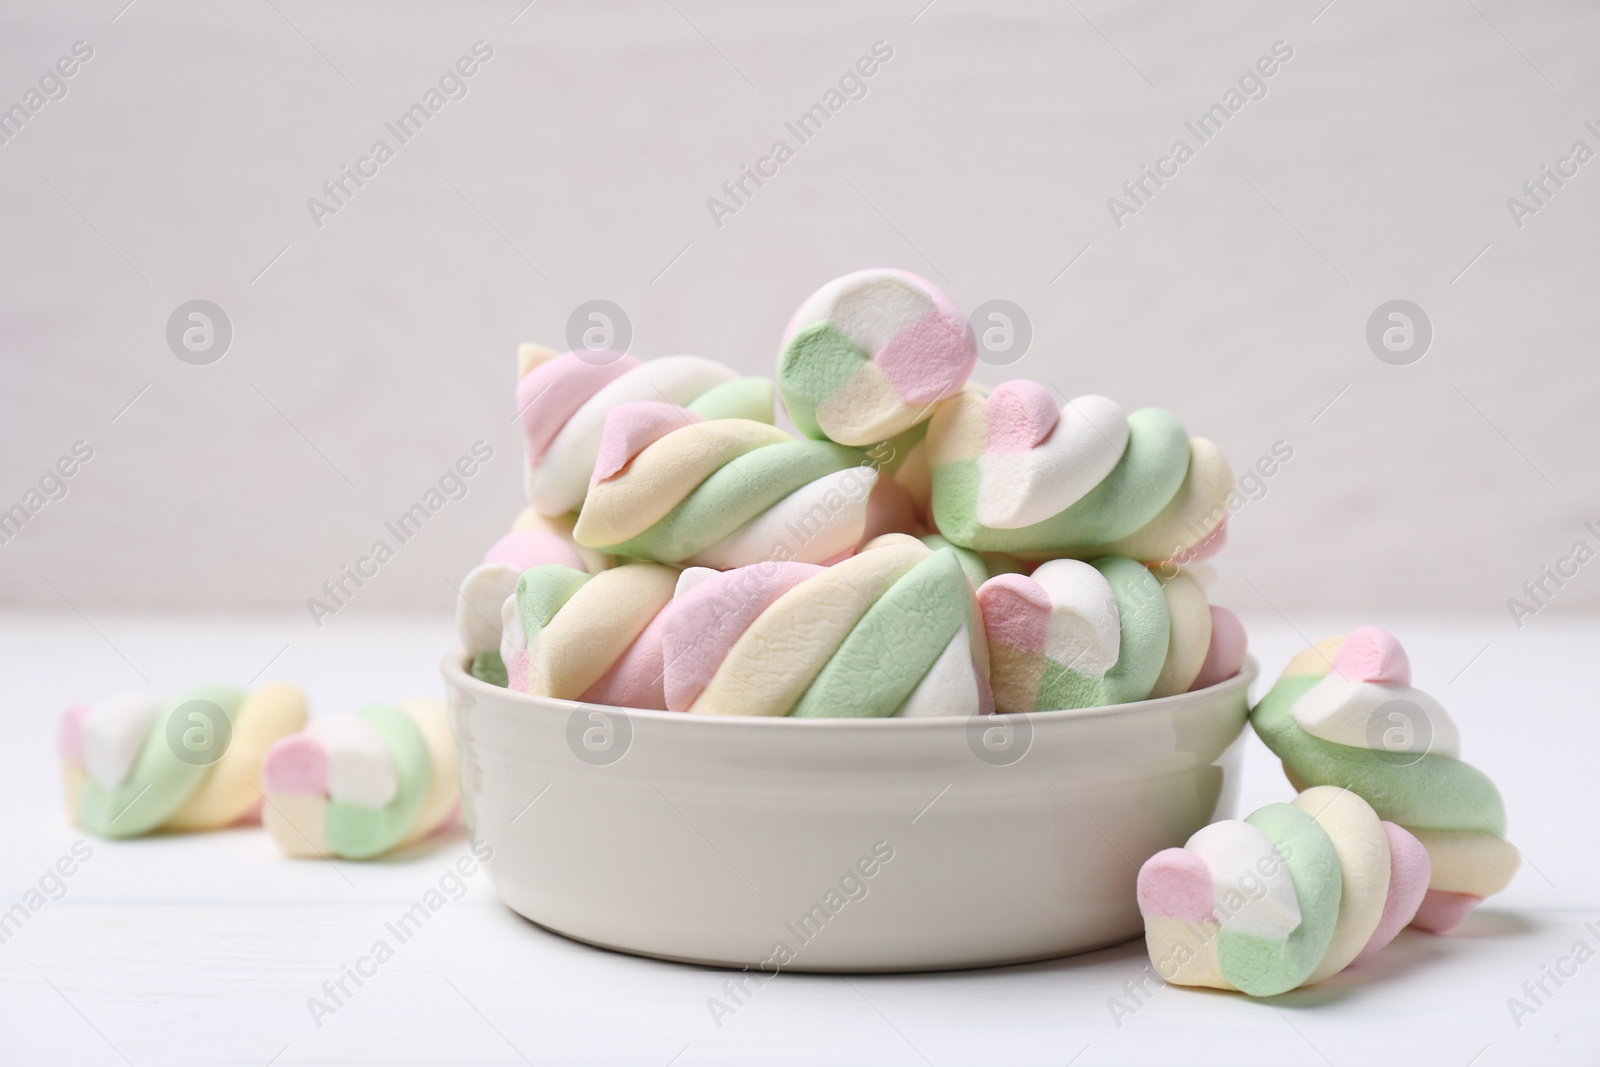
[457,268,1247,719]
[452,267,1518,993]
[55,269,1517,992]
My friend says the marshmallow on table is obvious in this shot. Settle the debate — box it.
[778,268,977,447]
[1250,626,1518,933]
[976,558,1248,713]
[924,380,1234,564]
[456,515,612,688]
[261,698,457,861]
[500,562,680,708]
[60,682,308,838]
[517,344,774,518]
[572,402,877,568]
[659,534,992,718]
[1138,787,1432,996]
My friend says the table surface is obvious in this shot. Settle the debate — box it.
[1,611,1595,1067]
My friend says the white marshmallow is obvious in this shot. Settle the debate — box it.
[976,394,1128,530]
[894,627,981,718]
[529,356,739,516]
[82,692,166,789]
[308,714,397,808]
[673,567,720,598]
[688,467,877,569]
[456,563,520,654]
[1291,675,1460,758]
[1031,559,1121,679]
[1187,820,1303,941]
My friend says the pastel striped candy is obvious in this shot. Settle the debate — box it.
[516,344,773,517]
[1137,787,1432,995]
[778,269,977,447]
[976,558,1246,713]
[660,536,993,718]
[573,402,877,568]
[261,699,457,861]
[499,562,679,709]
[456,522,602,688]
[1250,626,1519,934]
[511,505,614,574]
[925,379,1234,564]
[60,683,309,838]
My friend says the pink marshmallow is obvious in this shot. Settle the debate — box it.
[1332,625,1411,686]
[262,734,329,797]
[976,573,1050,653]
[593,402,703,485]
[482,529,584,572]
[661,563,820,711]
[985,380,1060,454]
[1410,889,1481,934]
[582,605,671,710]
[1137,847,1215,922]
[506,649,530,693]
[876,305,976,405]
[518,352,639,464]
[1354,822,1432,963]
[1189,607,1248,691]
[58,704,91,764]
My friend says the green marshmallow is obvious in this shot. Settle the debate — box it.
[76,684,247,839]
[1034,556,1170,710]
[601,439,866,563]
[517,565,592,642]
[932,407,1191,554]
[777,321,869,441]
[1251,673,1506,836]
[792,548,973,719]
[324,705,433,860]
[920,534,989,590]
[470,649,508,688]
[686,376,775,424]
[1217,803,1342,997]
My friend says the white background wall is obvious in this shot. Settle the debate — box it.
[2,0,1596,631]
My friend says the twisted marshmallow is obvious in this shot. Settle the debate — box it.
[261,698,456,860]
[660,535,991,718]
[1138,787,1432,996]
[573,402,876,567]
[1250,626,1518,933]
[499,562,678,708]
[978,558,1247,713]
[517,344,773,516]
[925,380,1233,563]
[60,682,307,838]
[778,268,976,447]
[456,518,607,687]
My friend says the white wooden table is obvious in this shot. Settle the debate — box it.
[2,612,1595,1066]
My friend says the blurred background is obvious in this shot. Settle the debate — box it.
[3,0,1596,632]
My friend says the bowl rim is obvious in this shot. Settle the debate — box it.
[441,650,1258,732]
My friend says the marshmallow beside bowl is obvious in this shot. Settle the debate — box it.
[441,651,1257,973]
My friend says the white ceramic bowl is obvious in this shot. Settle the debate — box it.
[441,651,1256,973]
